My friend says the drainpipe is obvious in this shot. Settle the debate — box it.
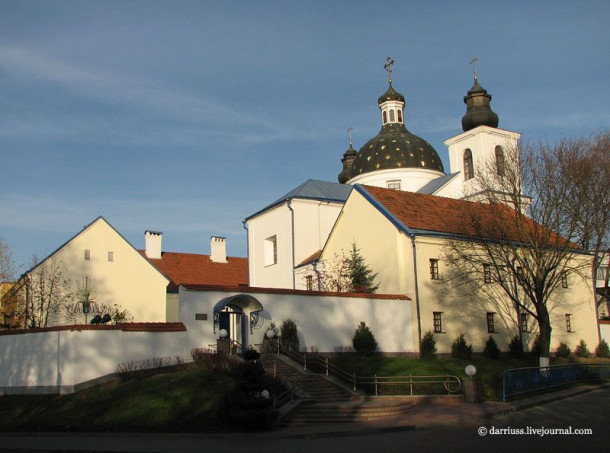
[287,200,296,289]
[410,234,423,354]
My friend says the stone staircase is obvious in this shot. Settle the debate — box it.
[262,354,415,424]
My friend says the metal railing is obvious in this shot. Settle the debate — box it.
[502,363,610,402]
[277,346,461,395]
[358,374,462,396]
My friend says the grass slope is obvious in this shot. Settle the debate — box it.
[0,366,233,433]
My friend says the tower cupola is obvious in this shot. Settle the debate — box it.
[461,58,499,132]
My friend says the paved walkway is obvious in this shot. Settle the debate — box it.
[261,382,610,438]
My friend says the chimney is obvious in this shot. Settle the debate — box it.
[210,236,227,263]
[145,230,163,259]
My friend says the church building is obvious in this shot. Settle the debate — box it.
[245,58,598,354]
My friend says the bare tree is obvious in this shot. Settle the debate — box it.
[24,256,73,328]
[443,133,608,367]
[0,236,15,283]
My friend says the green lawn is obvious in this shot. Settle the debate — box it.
[0,365,234,433]
[330,354,610,400]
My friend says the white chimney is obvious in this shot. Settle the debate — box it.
[210,236,227,263]
[145,230,163,259]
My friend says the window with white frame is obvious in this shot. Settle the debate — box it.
[487,312,496,333]
[430,259,440,280]
[386,180,401,190]
[264,235,278,267]
[483,264,492,283]
[433,312,443,333]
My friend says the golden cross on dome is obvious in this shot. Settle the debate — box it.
[384,57,394,84]
[347,125,353,146]
[470,57,479,80]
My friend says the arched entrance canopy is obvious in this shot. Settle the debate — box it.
[213,294,264,335]
[213,294,264,314]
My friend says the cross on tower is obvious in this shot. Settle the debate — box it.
[384,57,394,84]
[470,57,479,80]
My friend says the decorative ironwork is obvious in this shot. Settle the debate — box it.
[250,310,264,334]
[67,277,100,324]
[213,312,220,334]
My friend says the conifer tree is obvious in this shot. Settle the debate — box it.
[347,242,379,293]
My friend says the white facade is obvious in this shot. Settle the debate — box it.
[443,125,522,200]
[347,168,445,193]
[246,198,344,289]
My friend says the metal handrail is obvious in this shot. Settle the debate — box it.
[357,374,462,396]
[276,346,460,395]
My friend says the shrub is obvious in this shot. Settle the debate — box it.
[352,322,379,356]
[555,342,571,358]
[280,318,300,351]
[508,335,524,358]
[574,340,591,358]
[191,348,233,371]
[219,361,278,430]
[595,339,610,358]
[241,348,261,361]
[115,356,183,380]
[420,331,437,359]
[483,336,500,359]
[451,334,473,360]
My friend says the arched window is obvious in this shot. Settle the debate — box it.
[463,149,474,180]
[389,109,395,122]
[495,146,505,176]
[382,111,387,124]
[397,109,403,123]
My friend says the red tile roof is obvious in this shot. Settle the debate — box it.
[140,251,248,291]
[361,185,572,246]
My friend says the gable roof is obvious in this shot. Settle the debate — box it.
[246,179,352,220]
[21,216,168,282]
[141,251,248,292]
[357,185,575,247]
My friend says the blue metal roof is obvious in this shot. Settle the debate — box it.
[417,172,460,195]
[246,179,352,220]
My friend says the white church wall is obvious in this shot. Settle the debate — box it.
[246,204,294,289]
[0,324,187,395]
[348,168,444,193]
[178,287,414,354]
[246,199,344,290]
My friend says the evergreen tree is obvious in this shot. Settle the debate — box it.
[347,243,379,293]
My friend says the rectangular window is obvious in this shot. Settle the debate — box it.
[108,251,114,262]
[561,272,568,288]
[305,275,313,291]
[487,312,496,333]
[520,312,528,333]
[565,313,572,332]
[84,249,91,261]
[597,266,608,281]
[430,259,439,280]
[264,235,278,266]
[387,180,401,190]
[483,264,492,283]
[433,312,443,333]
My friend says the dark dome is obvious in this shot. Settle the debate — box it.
[338,144,358,183]
[350,123,444,177]
[461,78,499,132]
[378,84,405,105]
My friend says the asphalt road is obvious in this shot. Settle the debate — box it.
[0,387,608,453]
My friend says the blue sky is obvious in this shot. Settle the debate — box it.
[1,0,609,272]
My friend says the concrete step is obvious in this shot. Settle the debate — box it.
[288,401,414,425]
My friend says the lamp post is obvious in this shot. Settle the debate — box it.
[463,365,482,403]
